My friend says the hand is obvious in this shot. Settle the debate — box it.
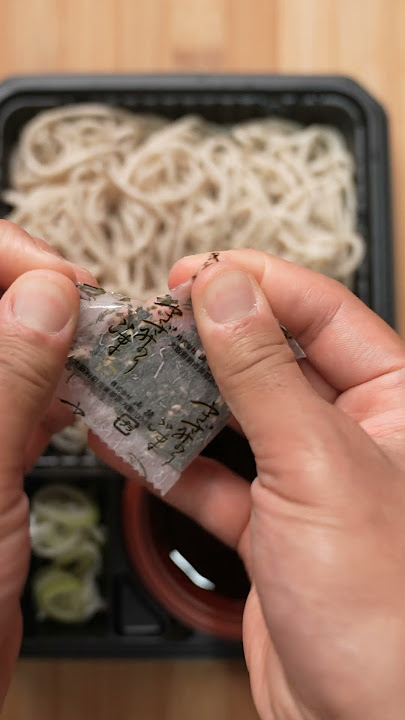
[163,250,405,720]
[0,221,90,707]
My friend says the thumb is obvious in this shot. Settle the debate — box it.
[191,264,345,489]
[0,270,79,492]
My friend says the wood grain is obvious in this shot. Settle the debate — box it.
[0,1,404,718]
[2,659,256,720]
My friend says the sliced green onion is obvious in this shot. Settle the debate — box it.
[30,518,82,559]
[51,420,89,455]
[30,483,105,623]
[54,540,102,576]
[32,484,100,528]
[33,567,104,623]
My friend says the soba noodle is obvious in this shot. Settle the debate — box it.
[4,104,365,298]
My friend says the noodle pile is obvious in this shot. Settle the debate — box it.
[4,104,365,297]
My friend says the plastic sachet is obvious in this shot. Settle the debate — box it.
[57,256,305,495]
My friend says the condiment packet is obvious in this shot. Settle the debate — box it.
[57,255,305,494]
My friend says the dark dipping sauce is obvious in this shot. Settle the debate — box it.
[149,426,256,601]
[149,496,250,600]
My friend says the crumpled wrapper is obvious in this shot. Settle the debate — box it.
[57,262,305,494]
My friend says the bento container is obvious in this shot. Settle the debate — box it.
[0,73,394,658]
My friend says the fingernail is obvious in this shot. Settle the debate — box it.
[12,277,74,333]
[202,270,257,324]
[72,265,98,286]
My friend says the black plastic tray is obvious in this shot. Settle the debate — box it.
[0,73,394,658]
[22,425,255,659]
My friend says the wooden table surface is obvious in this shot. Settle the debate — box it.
[1,1,404,718]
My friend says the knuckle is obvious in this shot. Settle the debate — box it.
[0,494,30,599]
[0,491,29,537]
[221,328,296,394]
[0,332,53,400]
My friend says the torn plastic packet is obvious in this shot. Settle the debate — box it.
[57,272,305,495]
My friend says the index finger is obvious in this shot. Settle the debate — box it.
[169,250,404,393]
[0,220,95,288]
